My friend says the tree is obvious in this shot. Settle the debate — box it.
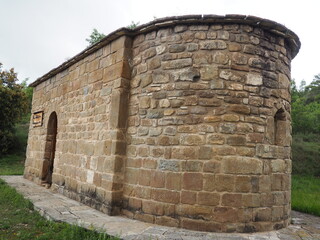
[305,74,320,104]
[0,63,28,155]
[21,78,33,113]
[86,29,106,46]
[126,21,140,29]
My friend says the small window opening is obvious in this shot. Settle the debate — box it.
[274,108,286,145]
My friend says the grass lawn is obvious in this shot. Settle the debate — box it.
[291,175,320,217]
[0,178,118,240]
[0,154,25,175]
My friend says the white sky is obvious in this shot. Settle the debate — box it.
[0,0,318,86]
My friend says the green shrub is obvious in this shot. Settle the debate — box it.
[292,133,320,176]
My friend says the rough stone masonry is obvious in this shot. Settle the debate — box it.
[24,15,300,233]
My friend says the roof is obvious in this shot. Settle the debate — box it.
[30,14,301,87]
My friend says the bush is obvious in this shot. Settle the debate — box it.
[292,133,320,176]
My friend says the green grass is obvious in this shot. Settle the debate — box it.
[0,122,29,175]
[291,175,320,217]
[0,154,25,175]
[0,178,118,240]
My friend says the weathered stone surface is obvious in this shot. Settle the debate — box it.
[222,157,263,174]
[210,79,224,89]
[200,40,227,50]
[200,65,218,80]
[246,73,263,86]
[212,52,229,64]
[163,58,192,69]
[182,173,203,191]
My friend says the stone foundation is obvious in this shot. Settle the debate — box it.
[24,15,300,232]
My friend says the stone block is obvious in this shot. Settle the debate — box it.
[226,135,246,146]
[111,36,131,53]
[271,174,283,191]
[174,25,188,33]
[213,207,239,223]
[157,99,171,109]
[151,189,180,204]
[139,96,150,109]
[169,44,186,53]
[134,212,155,223]
[206,134,225,145]
[181,218,222,232]
[177,204,212,219]
[242,194,260,207]
[193,51,211,64]
[181,191,197,204]
[141,157,156,168]
[198,98,221,107]
[271,159,286,173]
[200,40,227,50]
[150,171,165,188]
[235,176,251,192]
[171,147,197,160]
[139,169,151,186]
[219,123,237,134]
[143,48,156,59]
[222,156,263,174]
[246,73,263,86]
[182,173,203,191]
[183,161,203,172]
[222,114,240,122]
[163,58,193,70]
[203,161,221,173]
[125,168,139,184]
[155,216,179,228]
[229,43,242,52]
[199,146,213,160]
[181,134,205,145]
[147,109,164,119]
[272,206,284,221]
[139,74,152,88]
[142,200,164,215]
[210,79,225,90]
[166,172,181,190]
[203,173,215,191]
[232,52,248,65]
[159,159,180,172]
[253,207,272,221]
[222,193,242,207]
[128,197,142,210]
[227,104,250,115]
[198,192,220,206]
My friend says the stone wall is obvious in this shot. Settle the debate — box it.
[24,35,132,215]
[24,15,300,232]
[123,23,293,232]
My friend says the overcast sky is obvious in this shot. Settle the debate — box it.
[1,0,318,86]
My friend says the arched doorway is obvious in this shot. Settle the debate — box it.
[41,112,57,186]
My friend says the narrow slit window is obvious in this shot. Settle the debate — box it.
[274,109,286,145]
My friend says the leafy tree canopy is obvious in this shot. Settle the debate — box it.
[291,74,320,134]
[0,63,28,155]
